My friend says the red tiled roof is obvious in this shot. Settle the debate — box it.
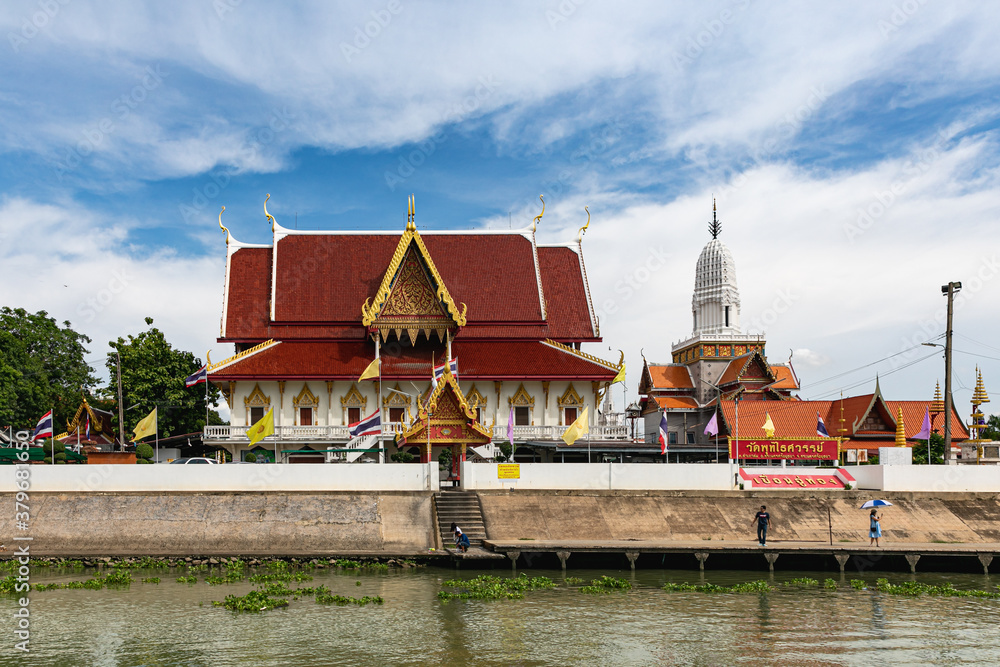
[647,365,694,390]
[224,247,272,340]
[210,340,619,381]
[537,245,595,340]
[272,233,543,324]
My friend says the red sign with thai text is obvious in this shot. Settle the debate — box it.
[729,438,839,461]
[743,473,845,489]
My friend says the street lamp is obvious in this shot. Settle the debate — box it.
[625,402,642,442]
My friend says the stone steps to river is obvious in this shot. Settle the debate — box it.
[434,491,487,548]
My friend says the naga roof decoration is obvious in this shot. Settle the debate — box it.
[542,338,621,372]
[361,212,468,338]
[208,339,278,373]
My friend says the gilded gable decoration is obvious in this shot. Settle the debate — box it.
[558,383,585,407]
[361,217,467,344]
[293,383,319,409]
[383,383,411,407]
[340,383,368,410]
[508,383,535,407]
[466,384,488,410]
[244,383,271,408]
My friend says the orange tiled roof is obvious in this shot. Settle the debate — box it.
[885,401,969,440]
[719,400,835,439]
[647,365,694,390]
[651,396,700,409]
[769,364,799,390]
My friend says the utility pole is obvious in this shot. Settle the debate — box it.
[115,346,125,452]
[942,281,962,463]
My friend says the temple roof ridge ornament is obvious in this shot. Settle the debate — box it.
[264,193,289,233]
[576,206,590,243]
[532,194,544,232]
[218,205,269,249]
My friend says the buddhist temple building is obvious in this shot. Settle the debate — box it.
[203,195,626,468]
[639,203,968,463]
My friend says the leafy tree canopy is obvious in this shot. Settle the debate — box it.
[107,317,221,441]
[0,307,96,431]
[912,433,945,465]
[981,414,1000,441]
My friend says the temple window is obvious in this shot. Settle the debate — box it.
[244,383,271,426]
[668,432,678,445]
[389,407,406,423]
[558,383,585,426]
[293,383,319,426]
[299,407,313,426]
[347,407,361,424]
[340,383,368,426]
[686,432,695,444]
[515,407,530,426]
[508,383,535,426]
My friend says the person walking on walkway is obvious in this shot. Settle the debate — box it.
[869,509,882,547]
[752,505,771,546]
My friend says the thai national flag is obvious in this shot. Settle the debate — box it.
[32,410,53,442]
[84,415,90,441]
[817,412,830,437]
[349,409,381,437]
[433,357,458,386]
[185,365,208,387]
[658,413,669,454]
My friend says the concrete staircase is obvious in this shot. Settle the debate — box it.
[434,490,487,549]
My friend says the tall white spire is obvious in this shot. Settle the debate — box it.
[691,200,741,335]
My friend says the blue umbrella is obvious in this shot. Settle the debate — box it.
[860,499,893,509]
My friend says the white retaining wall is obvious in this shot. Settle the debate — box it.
[461,462,733,490]
[0,463,440,493]
[851,464,1000,492]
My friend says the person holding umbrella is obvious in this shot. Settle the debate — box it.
[869,509,882,547]
[861,499,891,547]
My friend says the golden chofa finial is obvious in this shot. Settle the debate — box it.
[206,350,212,367]
[264,193,276,231]
[218,206,230,243]
[406,194,416,231]
[577,206,591,242]
[531,195,545,231]
[973,367,990,405]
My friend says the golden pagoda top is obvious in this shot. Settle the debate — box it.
[895,407,906,447]
[972,367,990,405]
[931,380,944,413]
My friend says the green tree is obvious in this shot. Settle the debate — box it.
[981,414,1000,441]
[0,307,96,431]
[912,433,945,465]
[135,443,154,464]
[107,318,221,441]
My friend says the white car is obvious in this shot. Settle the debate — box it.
[169,457,218,464]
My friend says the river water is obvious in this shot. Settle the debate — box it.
[5,564,1000,666]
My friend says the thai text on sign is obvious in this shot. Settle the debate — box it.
[748,474,845,489]
[729,438,839,461]
[497,463,520,480]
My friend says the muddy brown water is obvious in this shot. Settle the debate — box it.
[4,565,1000,665]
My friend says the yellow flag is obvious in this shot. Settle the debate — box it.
[562,407,589,446]
[133,407,157,441]
[762,413,775,438]
[247,407,274,447]
[358,357,380,382]
[611,362,626,385]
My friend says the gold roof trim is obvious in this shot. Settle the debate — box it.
[361,221,467,328]
[208,339,277,372]
[542,339,621,372]
[398,367,491,442]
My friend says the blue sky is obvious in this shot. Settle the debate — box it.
[1,0,998,417]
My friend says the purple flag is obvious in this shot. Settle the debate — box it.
[913,407,931,439]
[704,412,719,437]
[507,404,514,448]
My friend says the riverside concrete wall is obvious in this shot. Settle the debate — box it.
[1,492,435,556]
[477,490,1000,545]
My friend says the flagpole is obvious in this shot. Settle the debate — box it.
[51,407,55,464]
[376,336,383,464]
[155,408,159,464]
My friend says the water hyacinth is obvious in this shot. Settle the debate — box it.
[580,576,632,595]
[213,590,290,613]
[438,573,557,601]
[662,581,773,594]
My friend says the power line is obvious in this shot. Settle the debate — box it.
[806,339,943,389]
[807,351,939,400]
